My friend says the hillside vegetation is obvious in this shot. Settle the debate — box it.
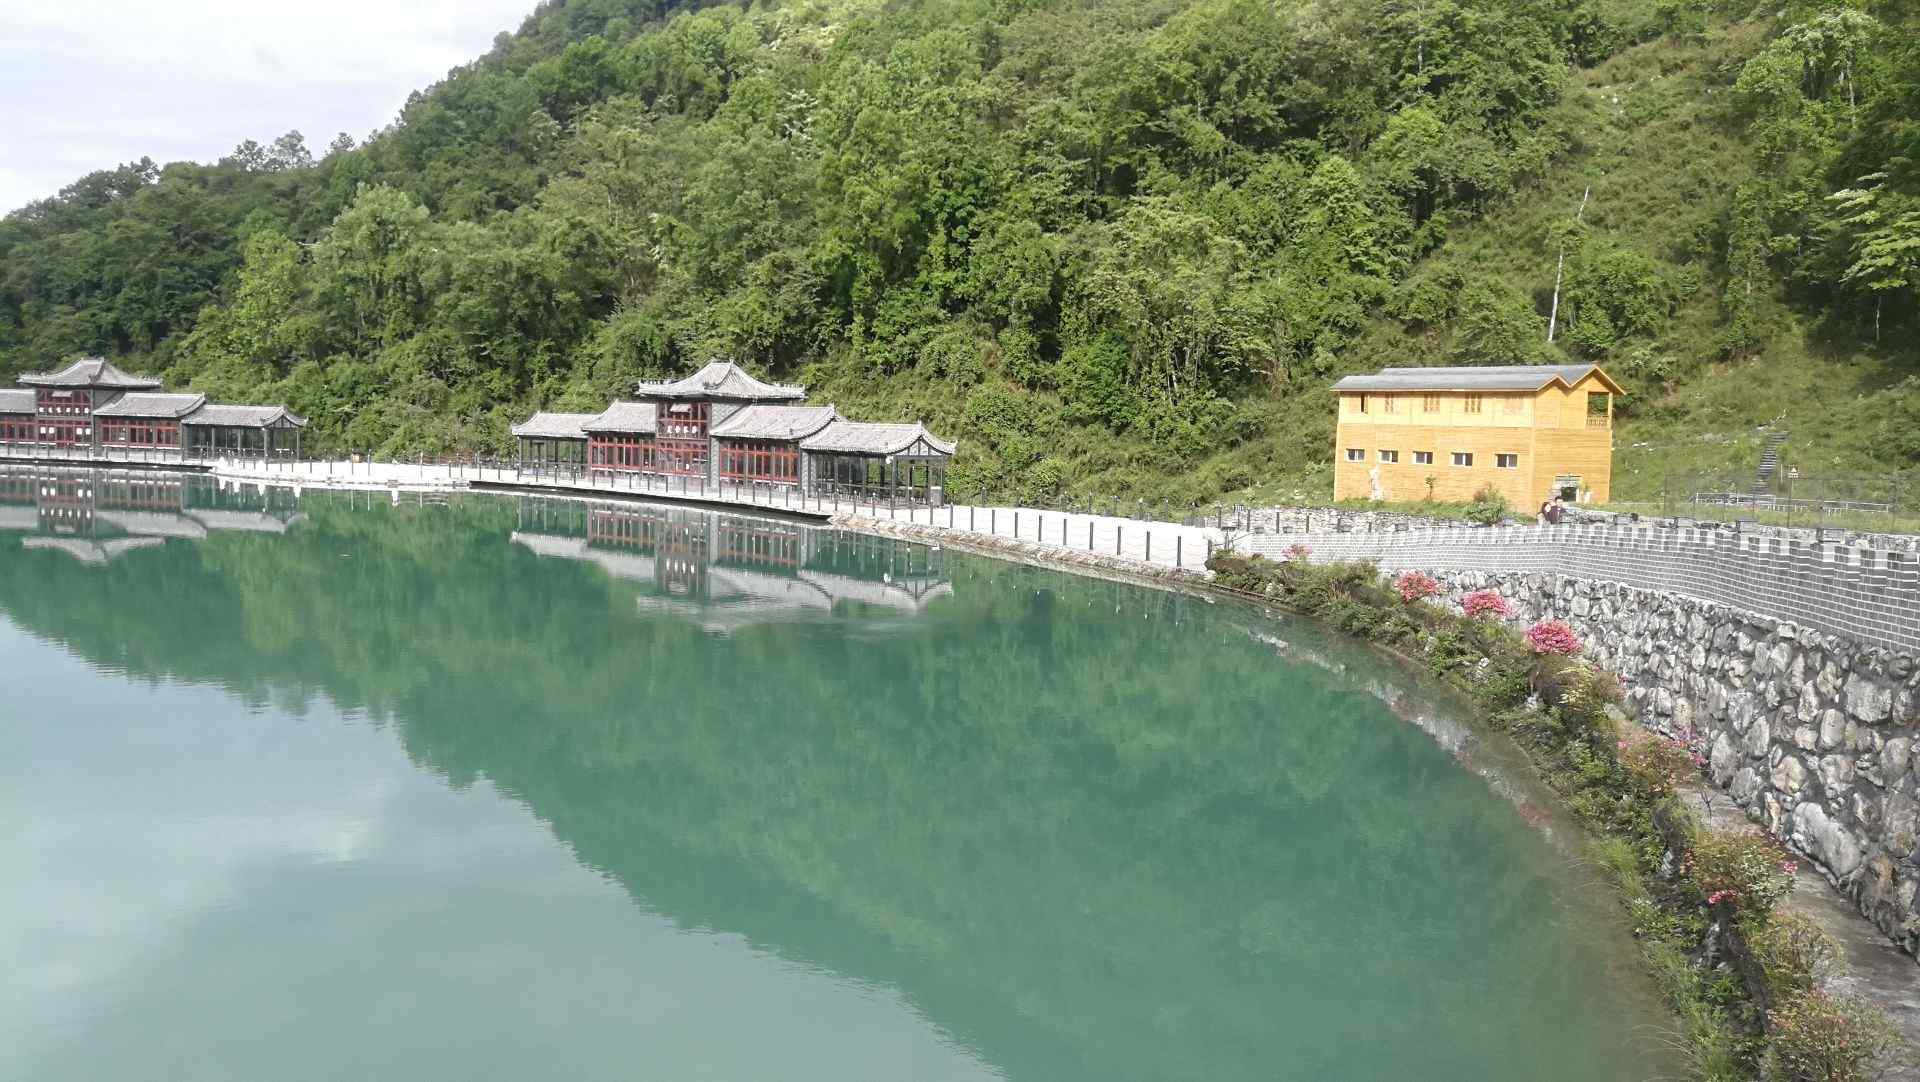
[1,0,1914,504]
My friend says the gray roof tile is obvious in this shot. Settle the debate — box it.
[634,360,805,401]
[580,401,658,434]
[510,411,600,439]
[0,389,33,413]
[17,357,163,389]
[182,403,307,428]
[709,404,841,441]
[1331,364,1612,393]
[93,392,207,419]
[800,421,956,457]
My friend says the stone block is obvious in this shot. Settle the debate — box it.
[1793,801,1863,879]
[1846,673,1894,723]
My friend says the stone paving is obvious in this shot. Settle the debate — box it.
[207,458,1227,571]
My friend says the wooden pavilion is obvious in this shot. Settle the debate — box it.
[511,411,597,469]
[801,421,955,503]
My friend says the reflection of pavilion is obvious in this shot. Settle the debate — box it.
[0,467,305,562]
[511,498,951,633]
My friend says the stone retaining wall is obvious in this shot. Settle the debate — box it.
[1239,523,1920,653]
[1238,514,1920,956]
[1428,571,1920,957]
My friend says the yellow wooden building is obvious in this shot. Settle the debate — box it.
[1330,364,1621,507]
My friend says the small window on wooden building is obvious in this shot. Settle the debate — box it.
[1423,394,1441,413]
[1452,452,1473,466]
[1496,453,1518,469]
[1462,394,1482,414]
[1413,451,1433,465]
[1346,448,1365,462]
[1378,450,1398,463]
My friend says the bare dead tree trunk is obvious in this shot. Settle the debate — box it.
[1546,185,1590,344]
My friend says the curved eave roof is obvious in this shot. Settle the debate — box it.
[511,411,601,440]
[93,393,207,419]
[634,360,806,401]
[709,404,841,441]
[181,404,308,428]
[1332,364,1623,395]
[17,358,163,390]
[0,389,34,414]
[799,421,956,457]
[580,402,658,434]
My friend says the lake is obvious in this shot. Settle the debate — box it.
[0,468,1667,1081]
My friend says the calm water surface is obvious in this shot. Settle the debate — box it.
[1,469,1668,1081]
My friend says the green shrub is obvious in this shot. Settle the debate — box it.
[1748,912,1841,1002]
[1465,484,1510,525]
[1765,990,1899,1082]
[1687,831,1798,922]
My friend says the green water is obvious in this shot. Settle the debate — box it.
[1,470,1668,1082]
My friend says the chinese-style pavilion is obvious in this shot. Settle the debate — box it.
[0,358,307,458]
[513,359,956,501]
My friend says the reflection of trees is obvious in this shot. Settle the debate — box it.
[0,496,1640,1082]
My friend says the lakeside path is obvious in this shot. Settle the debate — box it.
[206,457,1229,572]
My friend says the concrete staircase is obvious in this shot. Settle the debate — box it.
[1752,426,1789,493]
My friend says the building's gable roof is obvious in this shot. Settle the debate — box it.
[1332,364,1622,395]
[93,392,207,419]
[510,411,601,440]
[800,420,956,457]
[17,357,163,390]
[634,360,806,401]
[709,404,841,441]
[0,389,34,414]
[580,401,658,434]
[182,404,307,428]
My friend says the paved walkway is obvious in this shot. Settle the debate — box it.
[207,458,1227,571]
[1682,784,1920,1078]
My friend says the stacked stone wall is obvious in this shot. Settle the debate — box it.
[1236,523,1920,955]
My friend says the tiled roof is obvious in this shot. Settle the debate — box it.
[800,420,956,456]
[0,389,34,413]
[1331,364,1619,393]
[635,360,805,401]
[17,357,163,390]
[580,401,658,434]
[93,392,207,419]
[182,404,307,428]
[709,404,841,441]
[510,411,600,440]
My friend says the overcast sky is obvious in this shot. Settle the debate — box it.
[0,0,539,214]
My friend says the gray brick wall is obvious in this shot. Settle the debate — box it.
[1237,523,1920,653]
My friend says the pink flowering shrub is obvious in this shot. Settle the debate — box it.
[1685,831,1798,921]
[1524,619,1583,655]
[1393,570,1442,602]
[1461,590,1512,619]
[1616,733,1703,799]
[1284,543,1311,561]
[1767,989,1899,1082]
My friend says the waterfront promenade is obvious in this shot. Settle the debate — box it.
[197,455,1230,572]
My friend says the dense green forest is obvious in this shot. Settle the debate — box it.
[1,0,1915,501]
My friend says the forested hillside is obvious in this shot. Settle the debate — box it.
[1,0,1914,502]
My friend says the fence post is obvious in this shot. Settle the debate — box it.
[1177,535,1182,567]
[1116,526,1122,556]
[1147,530,1152,563]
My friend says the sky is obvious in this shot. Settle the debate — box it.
[0,0,539,214]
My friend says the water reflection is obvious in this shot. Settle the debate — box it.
[0,467,1666,1082]
[0,468,302,563]
[511,498,951,632]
